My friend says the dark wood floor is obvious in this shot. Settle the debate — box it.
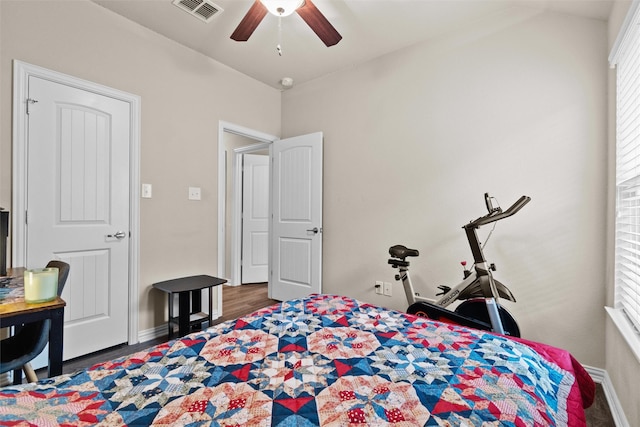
[39,283,614,425]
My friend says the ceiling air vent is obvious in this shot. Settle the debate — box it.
[173,0,223,23]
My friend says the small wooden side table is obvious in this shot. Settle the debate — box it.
[152,275,227,339]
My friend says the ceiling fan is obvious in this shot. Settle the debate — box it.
[231,0,342,47]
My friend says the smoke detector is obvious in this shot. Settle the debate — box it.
[173,0,223,23]
[280,77,294,89]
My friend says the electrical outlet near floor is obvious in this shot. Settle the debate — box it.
[383,282,392,296]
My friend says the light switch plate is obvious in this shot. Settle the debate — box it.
[141,183,152,198]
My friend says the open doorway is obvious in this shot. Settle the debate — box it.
[228,145,270,285]
[237,151,269,284]
[217,122,278,286]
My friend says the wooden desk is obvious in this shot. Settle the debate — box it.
[153,275,226,339]
[0,268,66,383]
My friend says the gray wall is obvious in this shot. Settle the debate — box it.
[283,7,608,368]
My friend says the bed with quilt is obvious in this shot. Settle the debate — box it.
[0,294,594,426]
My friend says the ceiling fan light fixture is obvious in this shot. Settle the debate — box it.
[261,0,304,17]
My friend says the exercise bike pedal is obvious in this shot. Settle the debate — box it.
[435,285,451,296]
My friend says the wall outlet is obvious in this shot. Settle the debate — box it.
[375,281,383,295]
[383,282,392,296]
[188,186,201,200]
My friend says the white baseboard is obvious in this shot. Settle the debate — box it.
[137,324,167,344]
[584,365,630,427]
[585,365,605,383]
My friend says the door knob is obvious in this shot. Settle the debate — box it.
[307,227,320,234]
[107,231,127,239]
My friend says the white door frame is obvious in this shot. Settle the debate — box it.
[217,122,277,291]
[12,60,142,345]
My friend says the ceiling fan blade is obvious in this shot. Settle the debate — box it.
[296,0,342,47]
[231,0,268,42]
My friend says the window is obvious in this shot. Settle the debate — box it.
[611,0,640,351]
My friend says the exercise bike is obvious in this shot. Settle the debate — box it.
[388,193,530,337]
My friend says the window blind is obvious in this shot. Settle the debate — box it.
[614,1,640,334]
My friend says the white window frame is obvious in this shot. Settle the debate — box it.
[609,0,640,362]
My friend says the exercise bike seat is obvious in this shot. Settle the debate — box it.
[389,245,419,260]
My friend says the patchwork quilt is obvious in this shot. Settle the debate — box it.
[0,294,594,426]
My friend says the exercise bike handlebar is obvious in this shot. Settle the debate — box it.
[465,195,531,229]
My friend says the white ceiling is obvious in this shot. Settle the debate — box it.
[92,0,614,89]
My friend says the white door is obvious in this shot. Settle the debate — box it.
[241,154,269,284]
[270,132,323,301]
[26,76,130,360]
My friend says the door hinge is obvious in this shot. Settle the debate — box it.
[26,98,38,115]
[25,210,28,225]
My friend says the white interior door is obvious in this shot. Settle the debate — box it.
[241,154,269,284]
[26,76,130,360]
[270,132,323,301]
